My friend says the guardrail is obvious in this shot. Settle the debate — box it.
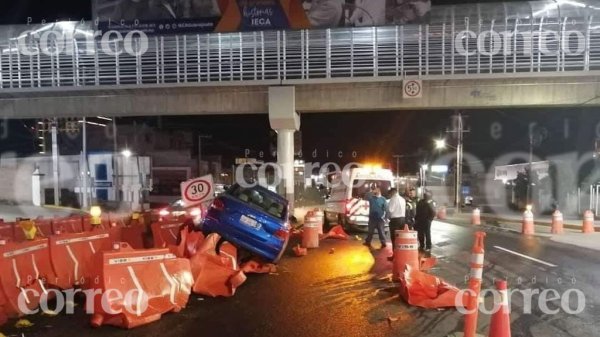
[0,16,598,90]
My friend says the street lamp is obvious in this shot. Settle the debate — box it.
[121,149,132,158]
[434,139,447,150]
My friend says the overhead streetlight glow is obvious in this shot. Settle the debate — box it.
[434,139,447,149]
[121,149,132,158]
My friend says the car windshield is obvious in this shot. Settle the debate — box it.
[228,185,287,220]
[352,180,392,199]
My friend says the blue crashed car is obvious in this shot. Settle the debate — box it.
[202,184,290,263]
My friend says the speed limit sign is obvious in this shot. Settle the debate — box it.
[403,80,423,99]
[180,175,214,206]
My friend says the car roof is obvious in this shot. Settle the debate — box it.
[232,183,288,204]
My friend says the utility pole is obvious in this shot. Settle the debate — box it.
[82,117,89,209]
[392,154,402,179]
[446,112,470,214]
[51,120,60,206]
[527,132,533,207]
[112,117,119,202]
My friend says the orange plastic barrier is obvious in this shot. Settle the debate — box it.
[522,210,535,235]
[88,243,193,329]
[582,210,595,234]
[13,218,53,242]
[488,280,511,337]
[151,222,183,248]
[437,206,447,220]
[293,244,307,257]
[302,224,319,249]
[398,266,460,309]
[189,234,245,297]
[48,230,113,289]
[551,210,564,234]
[121,226,145,249]
[322,225,350,240]
[169,228,206,258]
[463,231,487,337]
[0,221,14,241]
[82,216,93,232]
[53,216,83,234]
[0,239,57,317]
[471,208,481,225]
[241,259,277,274]
[419,255,438,271]
[185,230,205,258]
[393,225,420,280]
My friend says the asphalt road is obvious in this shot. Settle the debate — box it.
[2,220,599,337]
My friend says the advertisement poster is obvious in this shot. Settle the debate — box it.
[93,0,431,34]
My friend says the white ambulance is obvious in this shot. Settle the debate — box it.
[324,165,395,230]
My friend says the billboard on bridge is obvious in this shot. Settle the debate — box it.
[93,0,431,35]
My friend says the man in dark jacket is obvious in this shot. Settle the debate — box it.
[404,187,418,229]
[415,191,436,251]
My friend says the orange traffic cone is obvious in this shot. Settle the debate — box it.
[582,210,595,234]
[463,231,486,337]
[437,206,447,220]
[551,210,564,234]
[392,225,420,280]
[488,280,511,337]
[472,208,481,225]
[293,244,307,257]
[522,208,534,235]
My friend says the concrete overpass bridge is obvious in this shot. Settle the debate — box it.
[0,0,600,118]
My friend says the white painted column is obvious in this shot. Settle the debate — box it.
[269,86,300,212]
[277,129,295,205]
[31,168,44,206]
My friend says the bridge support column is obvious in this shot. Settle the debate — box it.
[269,86,300,212]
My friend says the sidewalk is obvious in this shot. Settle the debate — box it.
[0,204,83,222]
[452,210,600,231]
[446,211,600,251]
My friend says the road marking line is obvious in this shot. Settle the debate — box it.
[493,246,557,268]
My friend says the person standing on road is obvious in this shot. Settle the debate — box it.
[364,187,387,249]
[415,191,436,252]
[386,188,405,260]
[386,188,406,237]
[405,187,418,230]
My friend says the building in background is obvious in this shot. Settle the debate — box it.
[0,152,151,211]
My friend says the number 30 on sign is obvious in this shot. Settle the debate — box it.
[180,175,214,206]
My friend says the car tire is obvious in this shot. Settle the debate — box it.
[338,214,350,232]
[323,212,332,231]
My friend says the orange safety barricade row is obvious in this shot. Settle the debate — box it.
[13,218,53,242]
[88,243,193,329]
[53,216,83,234]
[151,221,183,248]
[121,226,145,249]
[0,239,56,317]
[48,230,113,290]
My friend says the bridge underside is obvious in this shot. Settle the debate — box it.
[1,75,600,118]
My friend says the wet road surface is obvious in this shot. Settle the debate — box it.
[2,220,599,337]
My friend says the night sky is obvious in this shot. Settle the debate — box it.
[3,107,597,176]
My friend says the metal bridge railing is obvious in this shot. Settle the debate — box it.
[0,16,599,90]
